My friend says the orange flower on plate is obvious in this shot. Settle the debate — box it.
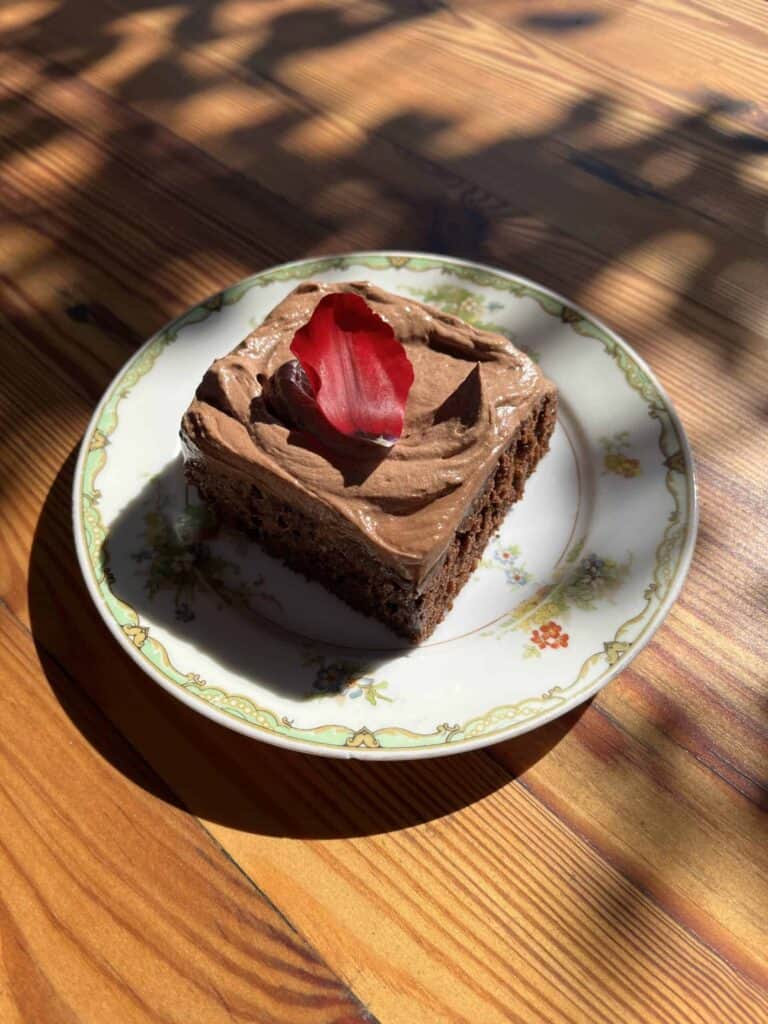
[531,620,569,650]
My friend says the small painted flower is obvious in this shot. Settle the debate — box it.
[410,286,495,329]
[574,554,611,598]
[309,667,392,704]
[351,680,393,706]
[604,452,641,477]
[530,620,570,650]
[313,663,352,693]
[600,433,641,477]
[561,551,630,612]
[581,554,606,580]
[619,456,640,478]
[492,545,531,585]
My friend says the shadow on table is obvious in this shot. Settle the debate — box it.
[2,0,766,424]
[28,450,588,839]
[14,0,764,841]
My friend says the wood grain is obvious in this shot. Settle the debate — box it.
[0,605,373,1023]
[1,0,767,1021]
[14,0,768,335]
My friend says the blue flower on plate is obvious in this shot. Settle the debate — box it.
[493,544,531,585]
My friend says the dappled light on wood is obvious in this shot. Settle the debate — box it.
[1,0,767,1020]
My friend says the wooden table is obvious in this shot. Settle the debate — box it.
[2,2,767,1021]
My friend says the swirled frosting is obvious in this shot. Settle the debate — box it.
[181,281,555,586]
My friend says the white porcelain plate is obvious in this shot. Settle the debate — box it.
[74,252,697,759]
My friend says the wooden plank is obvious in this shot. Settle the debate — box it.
[509,0,768,95]
[491,665,768,964]
[0,609,373,1024]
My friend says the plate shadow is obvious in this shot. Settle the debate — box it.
[29,449,589,838]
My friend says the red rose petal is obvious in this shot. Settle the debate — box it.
[290,292,414,445]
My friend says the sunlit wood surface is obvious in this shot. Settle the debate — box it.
[1,1,767,1021]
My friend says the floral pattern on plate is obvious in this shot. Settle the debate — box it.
[475,541,533,587]
[123,482,276,622]
[74,252,697,758]
[600,431,642,478]
[310,663,394,706]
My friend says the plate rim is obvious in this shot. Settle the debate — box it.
[72,250,699,760]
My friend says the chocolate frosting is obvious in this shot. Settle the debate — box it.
[181,281,555,586]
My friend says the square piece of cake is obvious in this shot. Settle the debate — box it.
[181,281,557,641]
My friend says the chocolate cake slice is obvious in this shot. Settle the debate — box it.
[181,281,557,642]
